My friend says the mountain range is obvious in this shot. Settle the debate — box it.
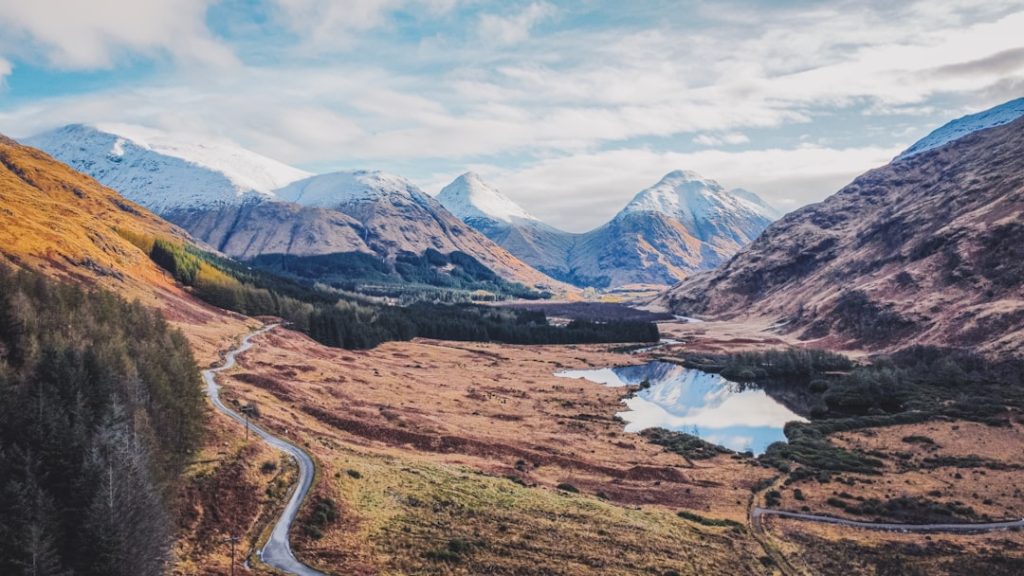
[438,170,777,287]
[659,105,1024,356]
[30,124,778,292]
[28,125,567,295]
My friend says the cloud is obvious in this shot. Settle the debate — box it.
[693,132,750,146]
[0,57,10,84]
[271,0,403,50]
[481,144,902,232]
[0,0,235,69]
[1,0,1021,229]
[478,2,557,45]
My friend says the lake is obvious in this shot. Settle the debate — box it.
[555,361,806,455]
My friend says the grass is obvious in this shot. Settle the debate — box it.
[300,448,767,575]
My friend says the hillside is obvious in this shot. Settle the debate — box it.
[659,116,1024,357]
[0,133,190,295]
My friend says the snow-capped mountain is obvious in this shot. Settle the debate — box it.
[618,170,776,246]
[439,170,777,288]
[436,173,575,276]
[896,97,1024,160]
[437,172,537,225]
[28,125,568,292]
[276,170,426,208]
[27,124,311,213]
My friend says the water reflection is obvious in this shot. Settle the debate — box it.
[555,361,805,455]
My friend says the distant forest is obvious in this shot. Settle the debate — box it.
[119,231,659,349]
[0,266,203,576]
[250,249,548,301]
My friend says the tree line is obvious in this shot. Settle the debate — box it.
[120,231,659,349]
[0,265,204,576]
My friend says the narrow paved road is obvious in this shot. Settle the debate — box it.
[203,324,327,576]
[753,507,1024,533]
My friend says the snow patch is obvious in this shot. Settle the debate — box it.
[275,170,428,208]
[897,97,1024,160]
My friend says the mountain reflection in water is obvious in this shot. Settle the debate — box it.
[556,361,806,455]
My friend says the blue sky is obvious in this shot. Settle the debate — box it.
[1,0,1022,230]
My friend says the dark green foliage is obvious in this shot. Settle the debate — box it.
[827,495,979,523]
[303,496,338,539]
[129,234,659,350]
[642,428,733,461]
[761,423,884,475]
[250,249,547,300]
[682,348,854,382]
[0,266,203,576]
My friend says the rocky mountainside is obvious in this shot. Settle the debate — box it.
[30,126,568,293]
[439,170,776,288]
[659,113,1024,357]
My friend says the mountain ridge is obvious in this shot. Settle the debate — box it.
[438,170,777,288]
[658,114,1024,357]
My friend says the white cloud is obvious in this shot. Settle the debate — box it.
[478,2,556,45]
[0,57,10,83]
[271,0,403,50]
[0,0,235,69]
[693,132,750,146]
[1,0,1021,229]
[485,144,903,232]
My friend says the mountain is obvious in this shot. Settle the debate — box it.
[659,113,1024,357]
[0,132,192,296]
[439,170,777,288]
[27,124,311,212]
[896,97,1024,160]
[29,126,569,294]
[437,172,575,275]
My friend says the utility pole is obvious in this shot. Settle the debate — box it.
[224,535,240,576]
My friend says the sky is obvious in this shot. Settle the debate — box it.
[0,0,1022,232]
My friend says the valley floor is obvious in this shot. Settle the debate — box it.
[170,315,1024,575]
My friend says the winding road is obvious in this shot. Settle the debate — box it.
[203,324,326,576]
[752,507,1024,533]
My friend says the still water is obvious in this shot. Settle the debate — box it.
[555,361,805,455]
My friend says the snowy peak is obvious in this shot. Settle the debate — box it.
[27,123,311,213]
[275,170,429,209]
[619,170,776,224]
[436,172,537,224]
[897,97,1024,160]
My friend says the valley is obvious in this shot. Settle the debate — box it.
[171,314,1024,575]
[1,26,1023,574]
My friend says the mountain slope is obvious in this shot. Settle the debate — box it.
[0,133,191,294]
[30,126,569,294]
[437,172,575,275]
[440,170,776,288]
[27,124,311,212]
[273,170,565,291]
[659,115,1024,356]
[896,97,1024,160]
